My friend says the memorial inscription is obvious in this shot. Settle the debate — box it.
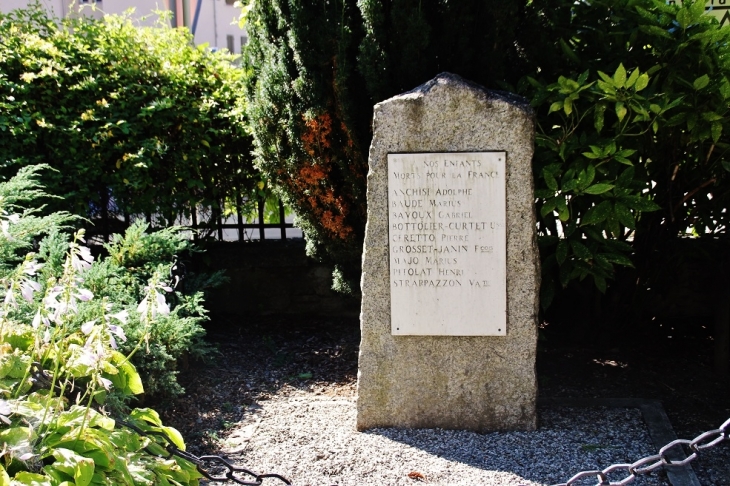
[388,152,506,336]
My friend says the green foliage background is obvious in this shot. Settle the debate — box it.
[519,0,730,317]
[0,4,257,232]
[244,0,730,322]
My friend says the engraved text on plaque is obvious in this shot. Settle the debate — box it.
[388,152,506,336]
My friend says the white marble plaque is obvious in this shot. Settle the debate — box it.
[388,152,506,336]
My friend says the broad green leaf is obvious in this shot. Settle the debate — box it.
[620,196,661,212]
[541,199,556,218]
[596,80,616,94]
[584,183,614,195]
[160,426,186,450]
[581,200,613,225]
[720,79,730,100]
[51,449,94,486]
[556,197,569,221]
[712,122,722,143]
[559,38,581,64]
[556,240,568,264]
[594,254,614,273]
[9,472,50,486]
[666,112,687,127]
[112,351,144,396]
[542,169,559,191]
[585,165,596,186]
[604,252,634,267]
[634,71,649,91]
[130,408,163,427]
[693,74,710,90]
[535,189,555,198]
[626,68,640,89]
[548,101,563,114]
[677,8,691,29]
[577,70,590,85]
[615,101,627,122]
[613,64,627,88]
[563,98,573,115]
[702,111,723,122]
[597,70,614,84]
[0,427,34,452]
[561,178,578,192]
[0,465,9,486]
[638,25,673,39]
[689,0,707,21]
[570,240,592,261]
[616,166,636,188]
[722,160,730,173]
[614,202,635,229]
[594,104,606,132]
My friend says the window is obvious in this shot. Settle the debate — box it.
[241,34,248,47]
[227,35,235,53]
[225,0,236,5]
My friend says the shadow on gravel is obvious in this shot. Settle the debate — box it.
[362,406,668,486]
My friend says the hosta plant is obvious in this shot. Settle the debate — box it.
[0,168,203,485]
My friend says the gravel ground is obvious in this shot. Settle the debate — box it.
[158,316,730,486]
[227,397,666,486]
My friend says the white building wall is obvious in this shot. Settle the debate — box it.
[0,0,248,51]
[191,0,247,52]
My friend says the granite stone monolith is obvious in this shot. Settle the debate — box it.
[356,73,539,431]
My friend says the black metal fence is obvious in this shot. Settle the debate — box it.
[87,196,298,244]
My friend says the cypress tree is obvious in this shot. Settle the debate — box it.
[244,0,524,292]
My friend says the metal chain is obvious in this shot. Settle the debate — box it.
[121,414,729,486]
[117,419,293,486]
[552,417,730,486]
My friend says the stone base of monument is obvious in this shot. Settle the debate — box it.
[357,73,539,431]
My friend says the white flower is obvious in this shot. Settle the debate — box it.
[71,245,94,272]
[32,310,41,329]
[75,288,94,302]
[97,376,112,390]
[4,290,15,307]
[106,324,126,349]
[20,279,41,303]
[77,347,99,367]
[137,288,170,319]
[23,261,43,276]
[109,309,129,324]
[81,320,96,335]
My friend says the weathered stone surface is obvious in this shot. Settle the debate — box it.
[357,73,539,431]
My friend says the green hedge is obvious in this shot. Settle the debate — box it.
[0,4,257,230]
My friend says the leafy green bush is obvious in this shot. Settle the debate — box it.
[0,168,202,485]
[519,0,730,308]
[0,3,258,230]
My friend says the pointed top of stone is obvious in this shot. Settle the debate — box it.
[383,72,532,114]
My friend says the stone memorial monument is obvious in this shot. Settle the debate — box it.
[357,73,539,431]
